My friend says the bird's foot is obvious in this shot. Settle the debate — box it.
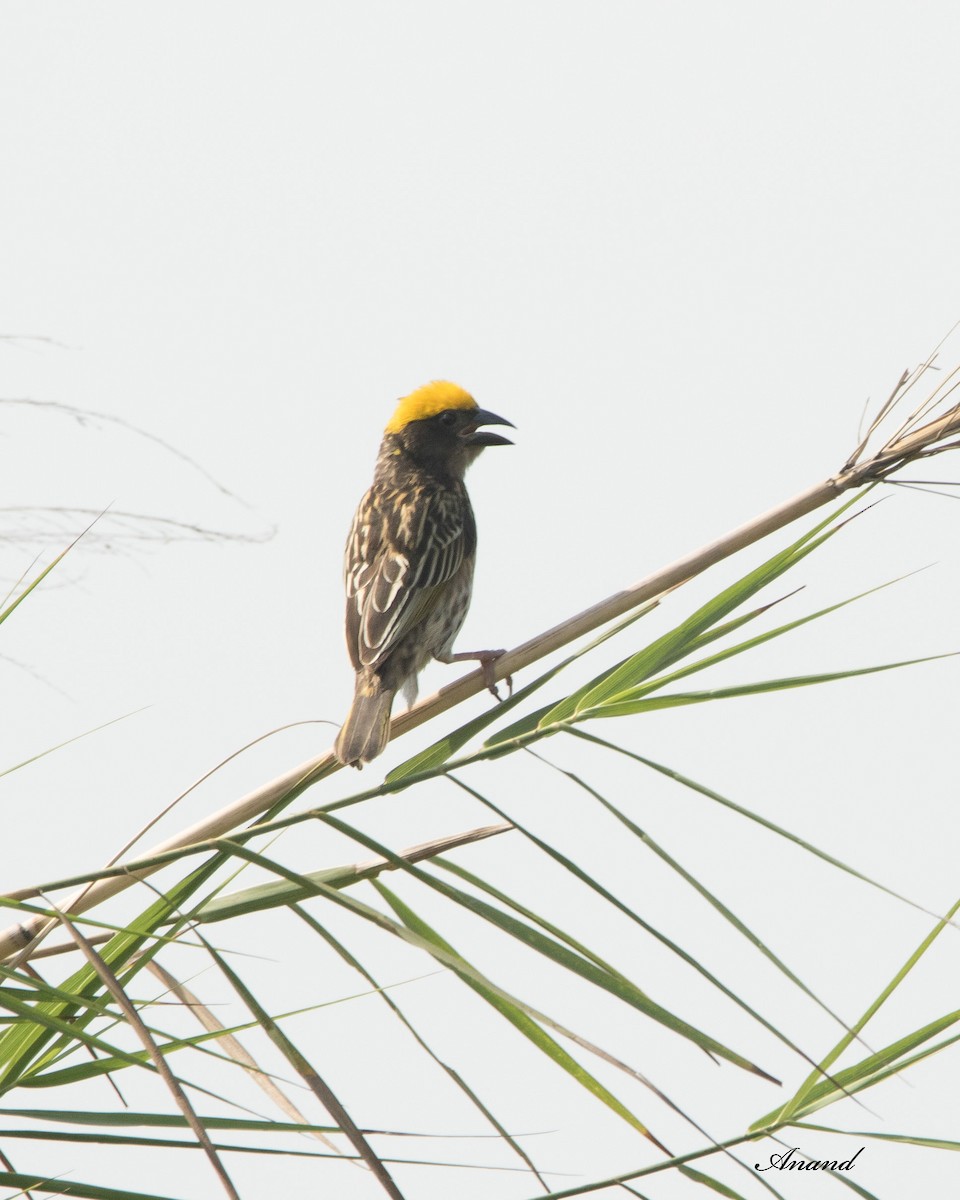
[442,648,511,700]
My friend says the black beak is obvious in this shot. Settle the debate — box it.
[465,408,515,447]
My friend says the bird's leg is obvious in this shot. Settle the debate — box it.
[438,648,511,700]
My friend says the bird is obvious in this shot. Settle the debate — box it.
[334,380,514,768]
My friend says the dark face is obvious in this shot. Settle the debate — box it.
[397,406,514,476]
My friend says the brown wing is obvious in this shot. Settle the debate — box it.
[344,484,471,672]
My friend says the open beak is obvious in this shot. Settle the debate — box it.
[464,408,515,447]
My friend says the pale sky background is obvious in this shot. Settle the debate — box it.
[2,4,960,1198]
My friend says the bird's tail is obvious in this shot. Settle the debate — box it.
[334,673,395,768]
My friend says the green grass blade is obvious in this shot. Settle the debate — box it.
[795,1122,960,1151]
[677,1164,751,1198]
[751,1008,960,1127]
[440,776,817,1072]
[215,841,692,1123]
[373,881,664,1148]
[386,600,659,782]
[196,934,404,1200]
[525,762,855,1040]
[0,1108,339,1133]
[607,572,921,704]
[569,730,949,921]
[314,810,777,1081]
[475,596,797,752]
[0,711,149,780]
[0,1128,350,1159]
[296,913,550,1189]
[195,824,510,923]
[580,653,955,719]
[542,498,863,724]
[569,539,833,715]
[0,985,149,1091]
[0,522,93,627]
[759,896,960,1128]
[0,867,215,1089]
[0,1170,182,1200]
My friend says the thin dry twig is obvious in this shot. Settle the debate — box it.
[1,396,246,504]
[0,506,271,546]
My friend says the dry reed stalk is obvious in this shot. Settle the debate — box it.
[3,356,960,962]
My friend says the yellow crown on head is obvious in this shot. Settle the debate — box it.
[385,380,477,434]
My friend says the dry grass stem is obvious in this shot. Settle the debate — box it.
[145,959,347,1160]
[4,350,960,963]
[48,903,242,1200]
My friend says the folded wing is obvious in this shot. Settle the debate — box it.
[344,485,470,671]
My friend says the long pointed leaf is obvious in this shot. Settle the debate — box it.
[373,881,665,1149]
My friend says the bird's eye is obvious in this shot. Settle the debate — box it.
[438,411,458,427]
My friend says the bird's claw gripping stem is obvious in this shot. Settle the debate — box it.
[443,648,511,701]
